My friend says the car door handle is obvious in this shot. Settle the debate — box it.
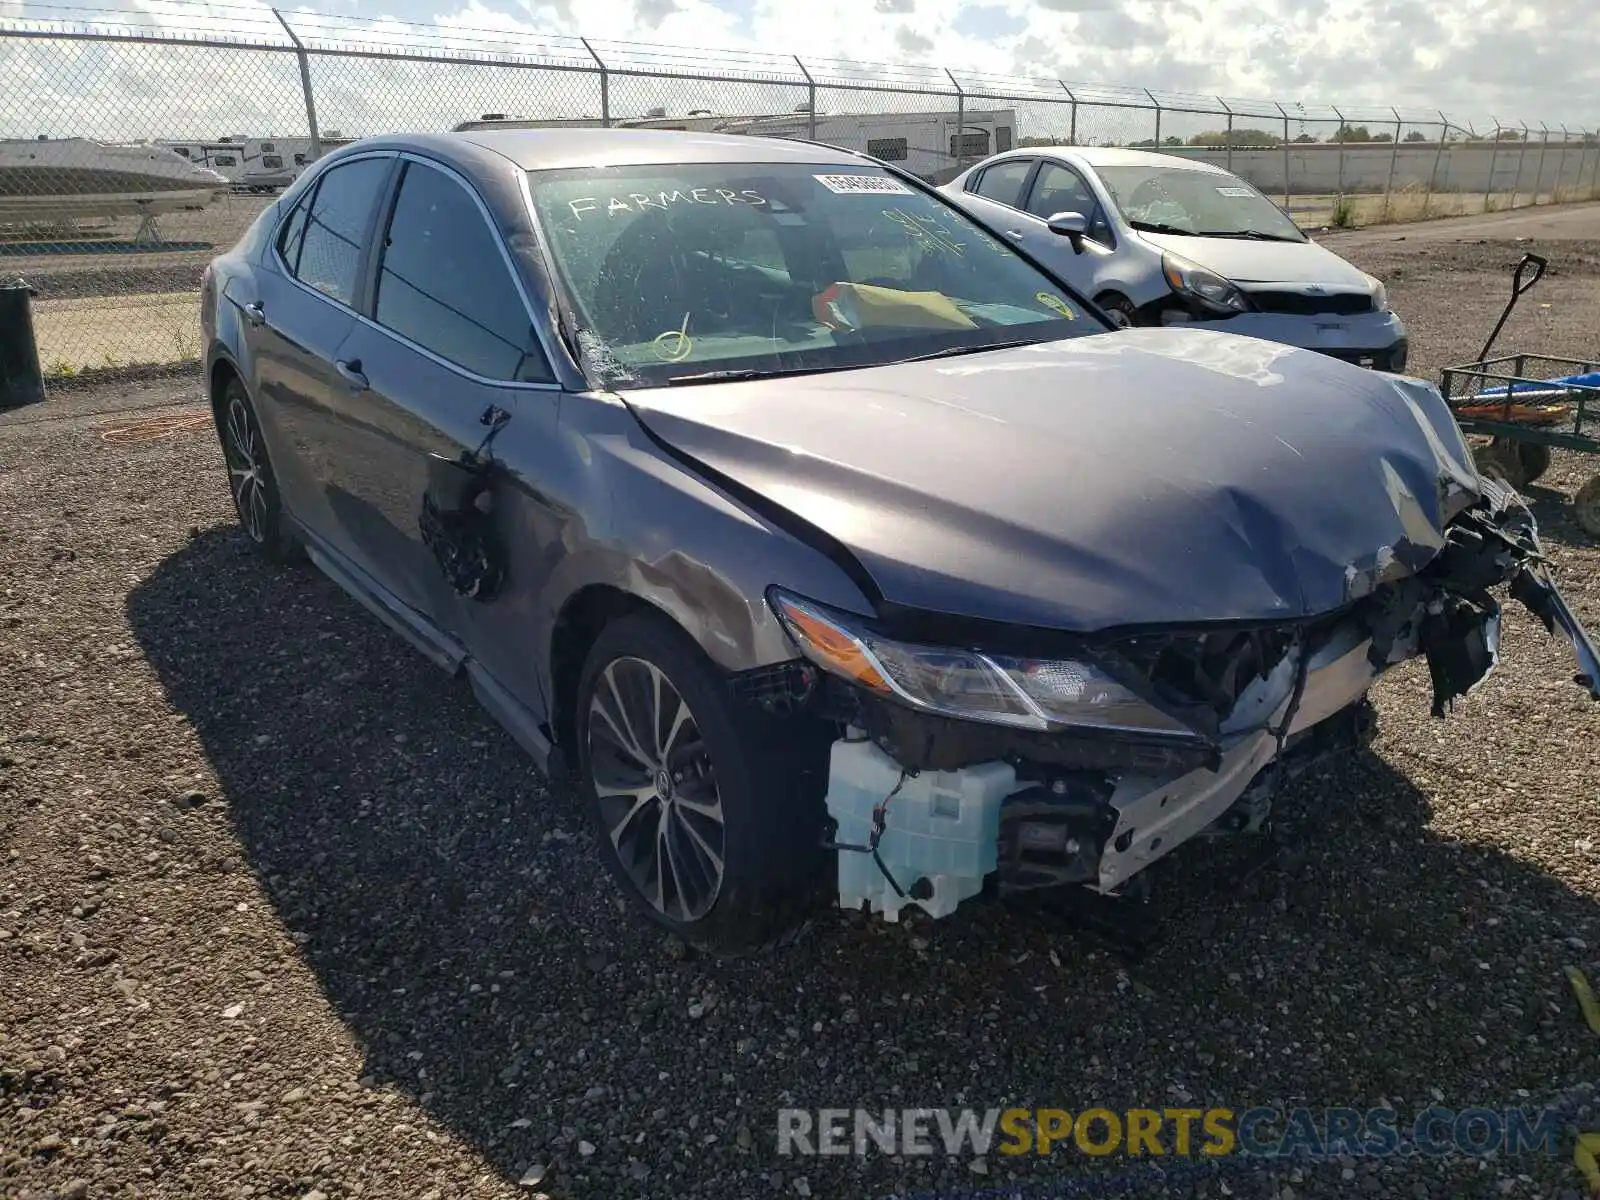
[242,301,265,327]
[335,359,369,392]
[1004,229,1025,239]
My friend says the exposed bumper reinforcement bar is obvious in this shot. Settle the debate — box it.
[1096,629,1380,892]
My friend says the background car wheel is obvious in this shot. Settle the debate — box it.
[1472,439,1528,490]
[216,377,300,562]
[575,611,831,956]
[1096,292,1139,328]
[1517,441,1552,485]
[1574,474,1600,537]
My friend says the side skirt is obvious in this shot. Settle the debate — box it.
[296,523,557,777]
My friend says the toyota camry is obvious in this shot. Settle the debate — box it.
[200,128,1598,954]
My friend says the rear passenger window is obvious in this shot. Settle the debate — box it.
[971,159,1032,208]
[373,161,551,383]
[290,157,389,306]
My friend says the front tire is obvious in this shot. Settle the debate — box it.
[1096,292,1139,328]
[216,377,300,562]
[575,611,829,955]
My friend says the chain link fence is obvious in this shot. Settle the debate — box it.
[4,8,1598,376]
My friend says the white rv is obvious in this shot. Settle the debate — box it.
[453,108,1016,183]
[156,134,353,191]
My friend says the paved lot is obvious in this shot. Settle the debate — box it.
[1323,200,1600,247]
[3,207,1600,1200]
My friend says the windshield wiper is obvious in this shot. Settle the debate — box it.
[1129,219,1299,242]
[1128,219,1194,235]
[894,338,1040,364]
[661,338,1047,384]
[1192,229,1301,242]
[663,364,846,386]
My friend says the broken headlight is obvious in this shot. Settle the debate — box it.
[768,589,1195,735]
[1364,273,1390,313]
[1161,251,1251,315]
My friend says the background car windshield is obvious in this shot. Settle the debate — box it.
[529,164,1094,384]
[1095,164,1305,240]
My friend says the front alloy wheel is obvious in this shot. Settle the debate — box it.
[574,612,831,955]
[588,655,726,921]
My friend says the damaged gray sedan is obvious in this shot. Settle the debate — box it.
[201,128,1599,954]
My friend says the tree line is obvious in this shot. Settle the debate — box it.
[1019,124,1597,150]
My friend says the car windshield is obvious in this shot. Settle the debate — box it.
[527,162,1099,386]
[1094,163,1306,241]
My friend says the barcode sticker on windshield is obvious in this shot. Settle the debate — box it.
[814,173,915,195]
[1216,186,1254,197]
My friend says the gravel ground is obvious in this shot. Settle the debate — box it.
[17,267,215,304]
[4,210,1600,1200]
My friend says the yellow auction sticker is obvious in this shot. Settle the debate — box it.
[1037,292,1076,319]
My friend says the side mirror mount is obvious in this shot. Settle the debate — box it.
[1046,210,1088,254]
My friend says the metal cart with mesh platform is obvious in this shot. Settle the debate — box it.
[1438,253,1600,536]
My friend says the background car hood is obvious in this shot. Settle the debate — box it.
[1135,232,1373,289]
[622,329,1480,633]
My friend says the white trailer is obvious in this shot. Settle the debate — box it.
[693,108,1016,183]
[155,134,353,191]
[454,108,1017,183]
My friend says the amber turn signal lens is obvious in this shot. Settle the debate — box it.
[775,599,890,692]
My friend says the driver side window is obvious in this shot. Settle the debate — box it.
[1024,162,1114,247]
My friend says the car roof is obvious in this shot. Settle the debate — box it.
[448,126,871,170]
[1072,146,1231,173]
[973,146,1233,176]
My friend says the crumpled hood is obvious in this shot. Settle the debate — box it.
[1135,232,1374,289]
[623,328,1482,633]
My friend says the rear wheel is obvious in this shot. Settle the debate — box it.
[575,611,829,955]
[217,377,300,562]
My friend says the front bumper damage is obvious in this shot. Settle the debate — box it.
[1156,308,1411,373]
[746,480,1599,924]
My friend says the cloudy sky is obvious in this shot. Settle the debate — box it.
[3,0,1595,140]
[343,0,1592,124]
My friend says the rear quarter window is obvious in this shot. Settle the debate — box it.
[971,159,1032,208]
[285,156,391,306]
